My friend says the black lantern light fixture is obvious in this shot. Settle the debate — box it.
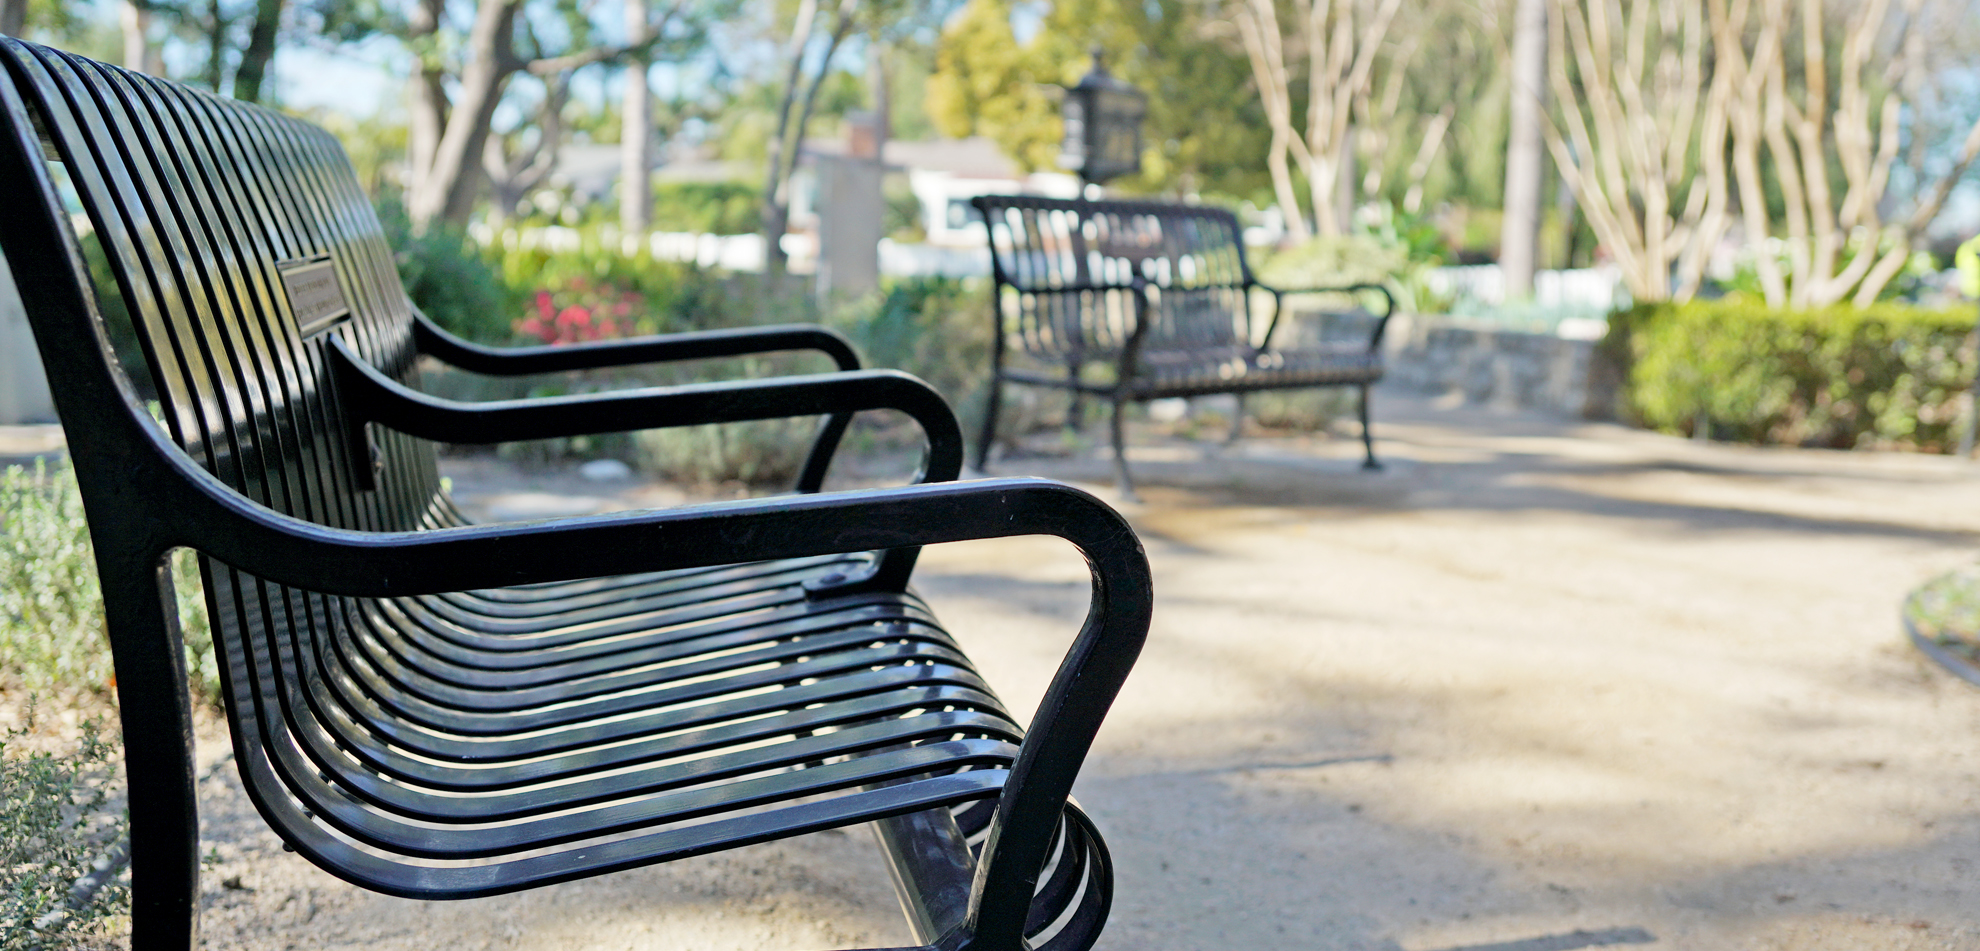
[1059,48,1147,189]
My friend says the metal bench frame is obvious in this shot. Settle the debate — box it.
[972,195,1396,498]
[0,40,1150,951]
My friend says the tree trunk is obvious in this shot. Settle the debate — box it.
[1332,139,1355,235]
[232,0,285,103]
[406,0,520,232]
[760,0,855,275]
[621,0,651,236]
[204,0,227,91]
[868,39,889,161]
[1233,0,1307,242]
[1500,0,1545,301]
[1542,0,1724,304]
[405,0,446,213]
[761,0,822,275]
[485,73,568,224]
[0,0,26,39]
[121,1,159,74]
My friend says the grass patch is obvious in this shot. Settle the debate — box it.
[1906,565,1980,661]
[0,460,216,704]
[0,700,129,949]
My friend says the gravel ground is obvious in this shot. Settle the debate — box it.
[181,391,1980,950]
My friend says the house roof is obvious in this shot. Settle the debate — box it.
[803,136,1020,180]
[546,136,1024,198]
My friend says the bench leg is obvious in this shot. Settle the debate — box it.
[1226,392,1245,445]
[975,376,1003,472]
[104,561,202,951]
[1110,397,1138,502]
[795,412,853,492]
[1358,383,1381,471]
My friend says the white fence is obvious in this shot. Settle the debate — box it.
[880,240,990,278]
[1425,264,1625,312]
[478,226,995,279]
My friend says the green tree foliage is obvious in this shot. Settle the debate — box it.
[378,199,519,344]
[1384,3,1509,210]
[715,70,870,166]
[927,0,1268,199]
[924,0,1061,171]
[9,0,116,59]
[295,108,408,201]
[652,181,764,234]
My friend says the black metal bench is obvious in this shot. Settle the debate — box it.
[972,195,1396,497]
[0,39,1149,951]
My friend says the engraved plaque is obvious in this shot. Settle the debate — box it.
[278,255,351,338]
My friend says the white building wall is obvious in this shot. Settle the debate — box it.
[0,250,56,426]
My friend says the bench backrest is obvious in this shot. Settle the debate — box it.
[972,195,1259,359]
[2,40,444,535]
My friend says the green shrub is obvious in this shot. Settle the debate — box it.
[378,200,517,344]
[632,278,993,487]
[841,277,990,417]
[0,706,128,950]
[0,463,216,705]
[1244,389,1354,432]
[492,238,703,342]
[1908,564,1980,648]
[1607,298,1976,450]
[1254,202,1453,314]
[651,181,762,235]
[1255,234,1410,292]
[634,417,817,489]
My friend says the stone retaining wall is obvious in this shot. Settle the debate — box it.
[1379,314,1596,417]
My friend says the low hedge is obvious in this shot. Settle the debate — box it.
[1604,298,1978,451]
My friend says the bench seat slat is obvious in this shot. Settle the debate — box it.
[370,597,935,672]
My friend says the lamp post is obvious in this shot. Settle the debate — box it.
[1059,49,1147,191]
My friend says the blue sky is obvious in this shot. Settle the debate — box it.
[88,0,766,120]
[275,39,402,116]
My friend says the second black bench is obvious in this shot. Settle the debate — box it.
[973,195,1395,498]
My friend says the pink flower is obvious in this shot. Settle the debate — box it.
[514,315,555,344]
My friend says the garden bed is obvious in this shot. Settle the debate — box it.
[1904,565,1980,686]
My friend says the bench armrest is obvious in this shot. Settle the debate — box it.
[329,336,963,485]
[412,310,863,375]
[1253,281,1398,351]
[412,313,865,493]
[153,462,1148,944]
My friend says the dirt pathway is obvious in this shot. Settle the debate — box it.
[195,393,1980,950]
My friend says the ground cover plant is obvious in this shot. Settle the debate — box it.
[0,465,172,949]
[1603,299,1976,451]
[0,702,128,951]
[1907,565,1980,665]
[400,223,1002,487]
[0,462,215,703]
